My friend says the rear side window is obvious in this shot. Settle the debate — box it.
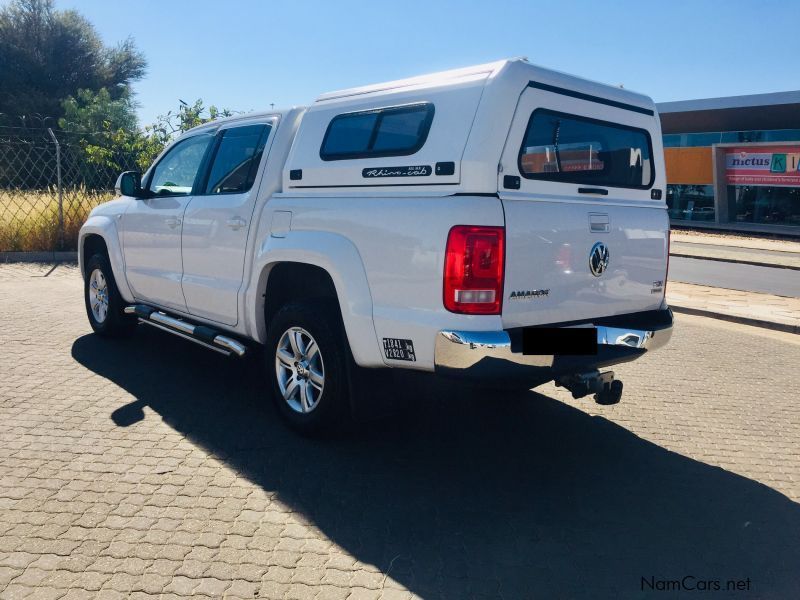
[518,109,654,189]
[320,103,434,161]
[204,124,271,195]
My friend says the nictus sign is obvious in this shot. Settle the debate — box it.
[726,145,800,186]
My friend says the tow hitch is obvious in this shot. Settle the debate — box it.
[555,370,623,405]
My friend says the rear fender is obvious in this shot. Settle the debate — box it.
[246,230,384,368]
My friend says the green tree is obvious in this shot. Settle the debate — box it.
[79,99,234,173]
[164,99,234,135]
[0,0,146,125]
[58,88,139,135]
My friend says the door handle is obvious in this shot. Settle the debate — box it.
[226,217,247,231]
[165,217,181,229]
[589,213,610,233]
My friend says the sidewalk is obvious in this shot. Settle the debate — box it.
[667,281,800,334]
[671,230,800,270]
[666,230,800,332]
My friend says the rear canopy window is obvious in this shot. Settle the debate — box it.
[518,109,654,188]
[320,103,434,161]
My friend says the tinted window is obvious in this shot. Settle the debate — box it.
[518,109,654,188]
[664,129,800,148]
[148,134,213,196]
[371,109,430,152]
[205,124,271,194]
[320,113,377,159]
[320,103,434,160]
[667,184,715,221]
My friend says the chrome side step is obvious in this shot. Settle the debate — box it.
[124,305,247,357]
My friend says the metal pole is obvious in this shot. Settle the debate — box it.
[47,128,64,251]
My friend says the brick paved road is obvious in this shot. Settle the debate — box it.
[1,263,799,599]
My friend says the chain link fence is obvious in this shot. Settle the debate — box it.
[0,126,138,252]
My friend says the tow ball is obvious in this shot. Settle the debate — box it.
[555,370,624,405]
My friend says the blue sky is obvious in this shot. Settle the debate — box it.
[55,0,800,126]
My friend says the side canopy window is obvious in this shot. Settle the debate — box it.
[204,124,271,195]
[148,133,213,196]
[320,103,434,161]
[518,109,654,189]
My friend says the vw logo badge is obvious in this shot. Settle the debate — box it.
[589,242,610,277]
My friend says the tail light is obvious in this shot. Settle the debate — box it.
[443,225,505,315]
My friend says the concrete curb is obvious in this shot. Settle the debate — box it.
[670,305,799,335]
[670,253,800,271]
[0,251,77,263]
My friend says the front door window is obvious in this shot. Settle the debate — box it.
[148,134,213,196]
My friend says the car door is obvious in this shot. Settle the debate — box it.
[180,120,276,325]
[122,132,215,313]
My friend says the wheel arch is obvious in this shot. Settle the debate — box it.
[246,231,384,368]
[262,262,339,334]
[79,216,133,302]
[81,234,108,275]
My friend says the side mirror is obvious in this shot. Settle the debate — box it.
[115,171,144,198]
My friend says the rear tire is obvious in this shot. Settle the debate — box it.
[265,300,349,435]
[84,253,136,337]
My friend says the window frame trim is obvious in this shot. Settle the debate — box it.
[516,108,656,190]
[319,102,435,162]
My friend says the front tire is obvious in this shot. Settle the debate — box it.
[84,253,136,337]
[265,300,349,435]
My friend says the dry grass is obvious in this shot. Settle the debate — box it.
[0,187,113,252]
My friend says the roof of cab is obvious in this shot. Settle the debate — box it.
[186,108,302,135]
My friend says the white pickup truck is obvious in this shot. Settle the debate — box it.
[79,58,673,434]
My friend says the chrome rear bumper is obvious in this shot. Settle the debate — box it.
[434,309,673,382]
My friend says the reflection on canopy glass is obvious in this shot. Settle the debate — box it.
[519,109,654,188]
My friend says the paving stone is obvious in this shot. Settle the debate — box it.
[23,587,66,600]
[223,579,259,599]
[161,575,197,596]
[192,577,231,597]
[1,584,35,600]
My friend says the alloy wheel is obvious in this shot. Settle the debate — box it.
[88,268,109,324]
[275,326,325,414]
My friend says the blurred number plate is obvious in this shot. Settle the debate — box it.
[522,327,597,355]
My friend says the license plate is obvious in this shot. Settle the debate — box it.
[522,327,598,355]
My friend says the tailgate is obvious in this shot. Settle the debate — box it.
[497,81,669,328]
[501,199,668,327]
